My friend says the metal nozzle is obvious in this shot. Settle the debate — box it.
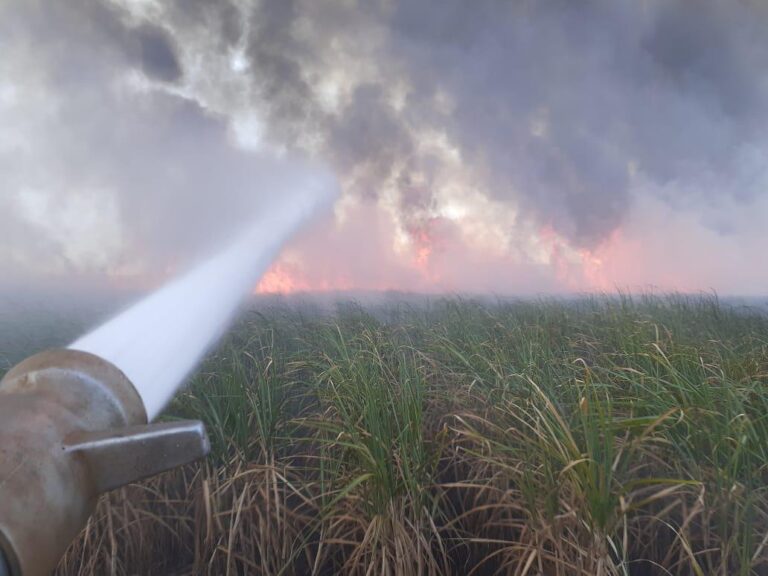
[0,350,210,576]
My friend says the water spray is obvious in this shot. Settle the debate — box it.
[0,177,335,575]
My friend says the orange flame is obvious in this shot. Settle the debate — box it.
[408,218,445,285]
[578,248,609,291]
[256,262,311,294]
[255,260,359,294]
[413,231,433,268]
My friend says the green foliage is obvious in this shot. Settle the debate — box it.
[58,294,768,575]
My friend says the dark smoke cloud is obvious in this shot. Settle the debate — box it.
[0,0,323,279]
[2,0,768,290]
[213,0,768,247]
[136,24,182,83]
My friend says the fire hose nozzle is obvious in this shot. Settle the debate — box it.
[0,350,210,576]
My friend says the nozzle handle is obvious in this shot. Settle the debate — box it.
[64,420,211,493]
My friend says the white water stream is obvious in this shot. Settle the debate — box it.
[71,176,335,419]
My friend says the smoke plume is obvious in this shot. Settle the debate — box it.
[2,0,768,293]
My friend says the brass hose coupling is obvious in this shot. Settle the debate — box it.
[0,350,210,576]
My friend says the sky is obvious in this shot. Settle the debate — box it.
[1,0,768,295]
